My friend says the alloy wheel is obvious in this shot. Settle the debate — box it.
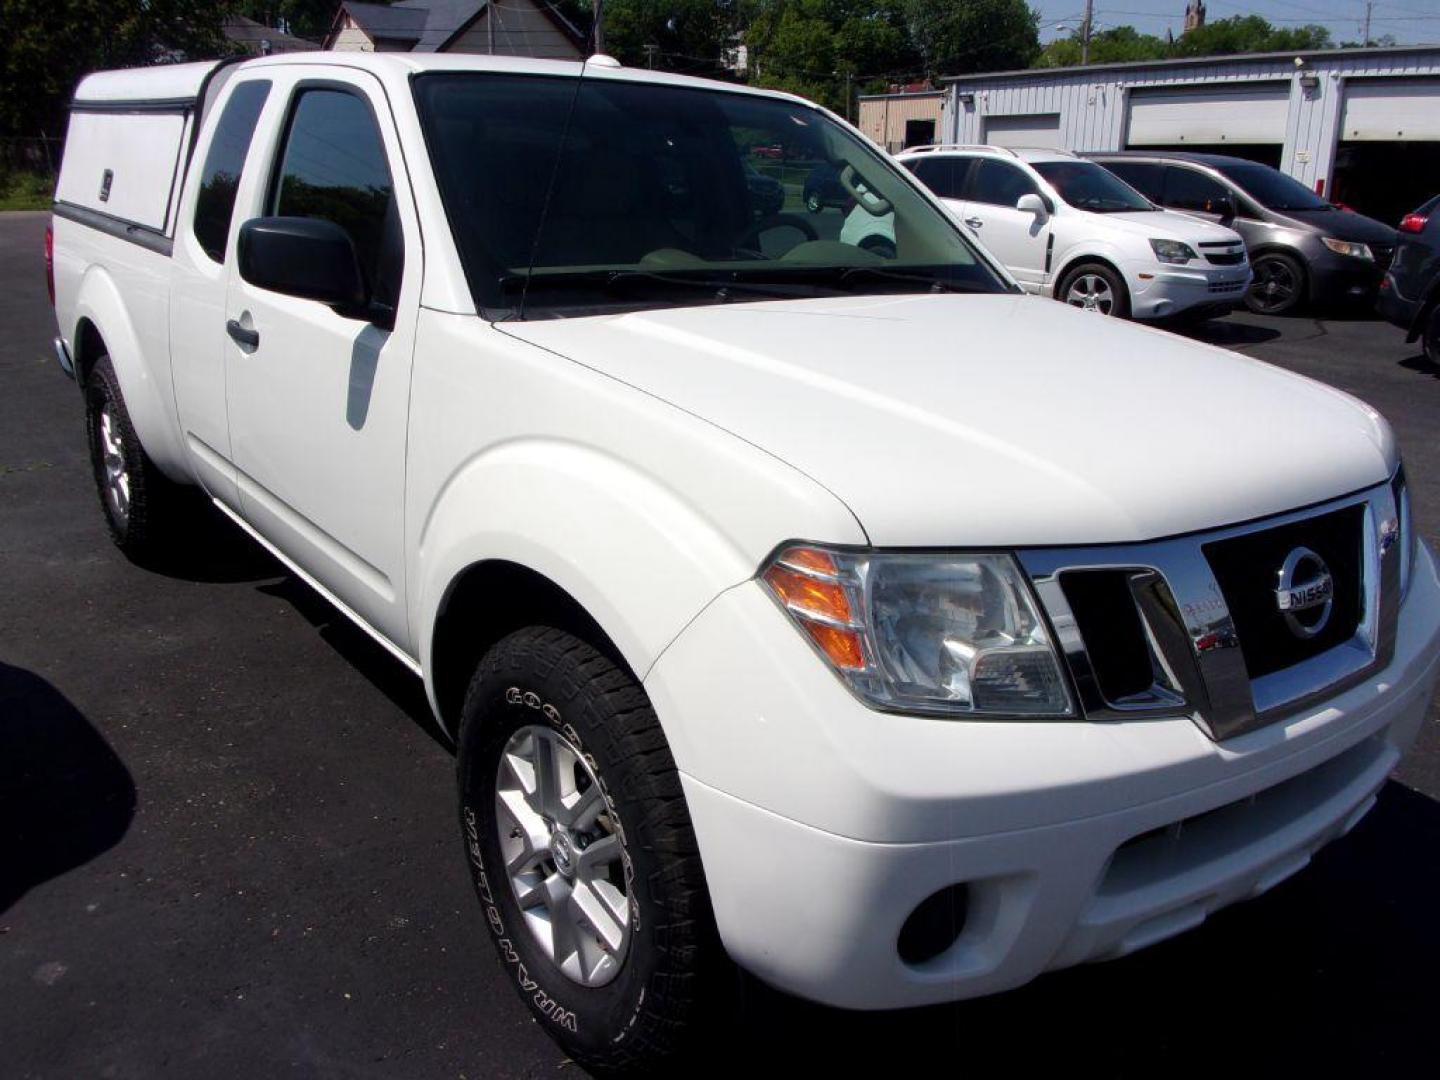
[1065,273,1115,314]
[1249,256,1299,314]
[494,724,631,987]
[97,402,131,528]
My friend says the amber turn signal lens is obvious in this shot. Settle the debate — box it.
[803,621,867,671]
[762,564,853,625]
[780,546,840,577]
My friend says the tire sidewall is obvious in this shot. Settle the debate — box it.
[456,646,667,1061]
[1059,262,1130,318]
[1246,253,1305,315]
[83,357,139,545]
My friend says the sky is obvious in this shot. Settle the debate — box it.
[1030,0,1440,47]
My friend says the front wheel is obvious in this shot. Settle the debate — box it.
[1246,252,1306,315]
[804,189,823,213]
[1057,262,1130,318]
[456,628,717,1075]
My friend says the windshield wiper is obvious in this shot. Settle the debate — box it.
[834,266,996,293]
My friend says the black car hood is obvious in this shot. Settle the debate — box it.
[1277,206,1397,243]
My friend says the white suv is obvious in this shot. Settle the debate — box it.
[894,145,1252,320]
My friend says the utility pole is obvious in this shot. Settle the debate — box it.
[1081,0,1094,65]
[644,43,658,68]
[1362,0,1373,45]
[846,71,854,124]
[487,0,494,54]
[592,0,605,55]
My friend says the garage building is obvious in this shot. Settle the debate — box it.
[925,46,1440,227]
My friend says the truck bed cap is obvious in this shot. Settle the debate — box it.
[73,60,231,108]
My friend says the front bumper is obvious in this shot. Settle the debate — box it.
[645,543,1440,1010]
[1123,261,1252,320]
[1310,255,1386,307]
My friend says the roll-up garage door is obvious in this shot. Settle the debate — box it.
[983,113,1060,148]
[1340,78,1440,141]
[1126,85,1289,147]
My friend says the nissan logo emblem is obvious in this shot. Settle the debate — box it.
[1274,546,1334,639]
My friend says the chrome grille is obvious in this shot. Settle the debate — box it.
[1019,480,1401,742]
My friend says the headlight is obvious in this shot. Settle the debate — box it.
[760,545,1073,717]
[1149,239,1198,265]
[1395,467,1417,600]
[1321,237,1374,260]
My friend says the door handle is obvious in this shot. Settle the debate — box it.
[964,216,983,228]
[226,318,259,349]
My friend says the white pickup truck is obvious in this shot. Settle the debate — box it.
[49,52,1440,1074]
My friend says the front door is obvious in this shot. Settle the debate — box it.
[959,159,1051,290]
[223,70,420,653]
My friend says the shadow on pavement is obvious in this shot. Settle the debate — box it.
[1399,352,1440,381]
[0,662,135,912]
[256,575,452,751]
[1177,318,1282,348]
[713,779,1437,1073]
[133,495,282,585]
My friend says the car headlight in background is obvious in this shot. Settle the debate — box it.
[1149,239,1198,265]
[760,545,1073,717]
[1321,237,1374,260]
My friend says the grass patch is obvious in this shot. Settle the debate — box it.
[0,171,54,211]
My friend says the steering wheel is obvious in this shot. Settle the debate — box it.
[840,164,892,217]
[733,213,820,257]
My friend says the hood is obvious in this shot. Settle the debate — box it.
[1099,209,1242,244]
[1276,206,1397,244]
[500,293,1394,547]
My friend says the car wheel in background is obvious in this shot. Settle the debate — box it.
[456,627,718,1076]
[1246,252,1306,316]
[858,235,897,259]
[805,190,823,213]
[1423,304,1440,367]
[1058,263,1130,318]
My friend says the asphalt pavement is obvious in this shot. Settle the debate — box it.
[2,209,1436,1077]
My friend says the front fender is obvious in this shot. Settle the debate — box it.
[413,437,862,745]
[73,264,189,481]
[1049,238,1134,293]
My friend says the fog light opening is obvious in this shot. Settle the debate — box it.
[897,883,970,967]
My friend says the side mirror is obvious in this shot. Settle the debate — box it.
[1209,195,1237,225]
[1016,192,1049,219]
[238,217,367,312]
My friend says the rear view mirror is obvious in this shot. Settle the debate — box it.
[238,217,368,312]
[1016,193,1049,219]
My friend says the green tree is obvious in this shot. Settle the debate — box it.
[0,0,229,137]
[1173,14,1331,57]
[1035,25,1169,68]
[901,0,1039,77]
[588,0,738,73]
[237,1,339,42]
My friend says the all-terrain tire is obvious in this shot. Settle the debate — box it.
[83,355,188,561]
[456,627,717,1076]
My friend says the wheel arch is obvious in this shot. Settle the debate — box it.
[1051,252,1127,304]
[429,559,633,738]
[70,265,189,479]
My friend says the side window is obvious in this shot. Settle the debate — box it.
[271,87,402,314]
[908,157,973,200]
[193,80,272,263]
[1105,161,1163,202]
[967,160,1039,208]
[1162,166,1230,212]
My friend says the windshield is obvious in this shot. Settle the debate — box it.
[1032,161,1153,213]
[413,73,1011,317]
[1217,162,1329,211]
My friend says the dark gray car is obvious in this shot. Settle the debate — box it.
[1088,151,1398,316]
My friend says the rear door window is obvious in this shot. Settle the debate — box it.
[1162,166,1231,213]
[193,80,272,263]
[1103,161,1163,202]
[907,156,973,200]
[966,160,1039,207]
